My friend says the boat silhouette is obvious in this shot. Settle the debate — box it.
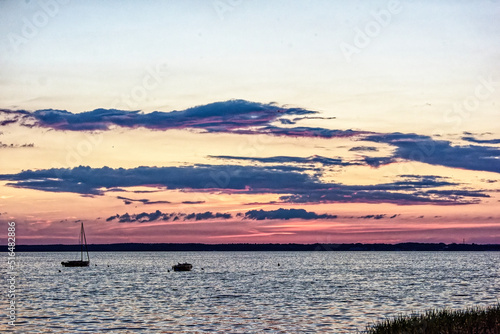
[61,222,90,267]
[172,262,192,271]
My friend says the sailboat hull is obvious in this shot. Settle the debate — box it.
[61,260,89,267]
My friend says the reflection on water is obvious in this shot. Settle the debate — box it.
[2,252,499,333]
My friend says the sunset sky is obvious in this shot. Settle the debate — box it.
[1,0,499,245]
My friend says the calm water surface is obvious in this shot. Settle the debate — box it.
[2,251,499,333]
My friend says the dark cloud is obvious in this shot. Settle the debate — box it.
[462,136,500,144]
[292,116,336,122]
[364,133,500,173]
[278,175,479,205]
[424,190,490,198]
[132,189,161,193]
[1,101,370,142]
[234,126,366,138]
[244,208,337,220]
[210,155,357,167]
[0,109,30,115]
[0,165,317,195]
[110,208,341,223]
[278,116,337,125]
[185,212,232,220]
[363,156,396,167]
[390,175,454,189]
[135,210,164,221]
[105,188,128,192]
[280,190,452,205]
[0,109,32,127]
[106,215,119,222]
[117,196,170,205]
[108,210,233,223]
[0,142,34,148]
[3,101,498,176]
[1,100,316,132]
[182,201,205,204]
[0,166,488,205]
[0,119,18,126]
[357,214,386,219]
[279,119,295,125]
[106,210,402,222]
[349,146,379,152]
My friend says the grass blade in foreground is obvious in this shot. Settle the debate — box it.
[366,304,500,334]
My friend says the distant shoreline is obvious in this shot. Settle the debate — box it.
[2,243,500,252]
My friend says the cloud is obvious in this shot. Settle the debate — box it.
[292,116,337,122]
[182,201,205,204]
[210,155,357,167]
[424,190,490,198]
[357,214,386,219]
[244,208,399,220]
[364,133,500,173]
[0,100,317,132]
[185,212,232,220]
[233,126,367,138]
[107,208,404,223]
[279,119,295,125]
[278,175,481,205]
[0,166,488,205]
[108,210,233,223]
[132,189,161,193]
[462,136,500,144]
[279,190,454,205]
[0,100,370,142]
[279,116,337,125]
[389,175,455,189]
[0,109,31,127]
[117,196,170,205]
[0,119,18,126]
[0,142,34,149]
[3,100,498,175]
[363,156,396,167]
[0,165,317,195]
[244,208,337,220]
[349,146,379,152]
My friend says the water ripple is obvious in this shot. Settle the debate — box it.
[1,251,499,333]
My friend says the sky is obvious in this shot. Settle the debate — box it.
[0,0,499,245]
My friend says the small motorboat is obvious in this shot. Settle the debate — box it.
[172,262,192,271]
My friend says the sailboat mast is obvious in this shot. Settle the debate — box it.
[81,223,90,262]
[80,223,83,261]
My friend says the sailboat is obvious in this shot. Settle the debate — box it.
[61,222,90,267]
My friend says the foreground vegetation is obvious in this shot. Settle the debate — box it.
[366,304,500,334]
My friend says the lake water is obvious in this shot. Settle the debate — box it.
[2,251,499,333]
